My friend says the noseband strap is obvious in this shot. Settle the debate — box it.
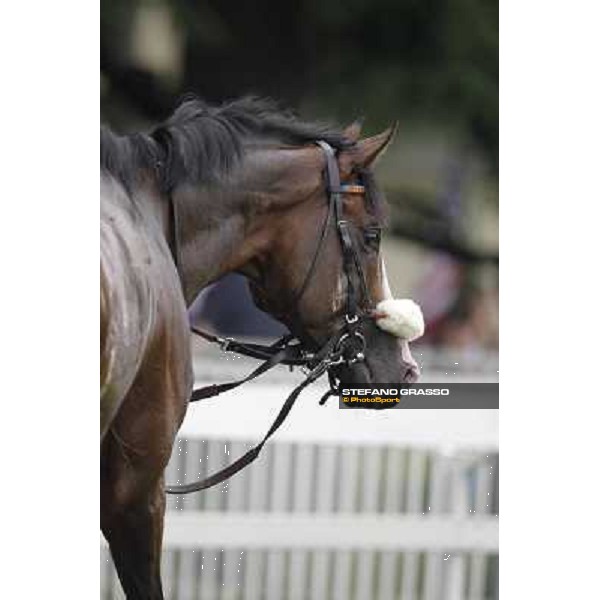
[166,140,373,494]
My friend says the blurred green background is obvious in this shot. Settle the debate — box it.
[101,0,498,352]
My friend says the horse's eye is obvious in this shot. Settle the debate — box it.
[363,227,381,250]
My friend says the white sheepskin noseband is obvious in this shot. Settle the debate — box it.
[373,299,425,341]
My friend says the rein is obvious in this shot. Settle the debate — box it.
[165,140,371,494]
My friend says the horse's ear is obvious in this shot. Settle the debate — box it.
[355,123,398,167]
[343,120,363,143]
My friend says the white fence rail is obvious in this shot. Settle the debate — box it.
[159,513,498,552]
[102,372,498,600]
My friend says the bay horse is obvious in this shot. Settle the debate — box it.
[100,96,423,599]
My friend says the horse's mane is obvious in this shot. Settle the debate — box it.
[100,128,162,192]
[101,96,353,192]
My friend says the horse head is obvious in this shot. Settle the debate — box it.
[241,123,423,385]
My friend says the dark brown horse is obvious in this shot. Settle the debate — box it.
[100,97,421,599]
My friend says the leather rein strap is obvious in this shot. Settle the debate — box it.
[165,140,369,494]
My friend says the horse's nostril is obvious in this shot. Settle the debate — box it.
[404,362,420,384]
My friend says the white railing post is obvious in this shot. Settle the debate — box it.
[447,450,469,600]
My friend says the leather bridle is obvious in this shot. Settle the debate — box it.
[165,140,375,494]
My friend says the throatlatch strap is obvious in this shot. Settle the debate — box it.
[291,197,334,305]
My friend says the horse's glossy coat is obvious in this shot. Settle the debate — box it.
[100,175,192,438]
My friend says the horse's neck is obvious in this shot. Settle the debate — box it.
[173,184,264,305]
[170,146,320,306]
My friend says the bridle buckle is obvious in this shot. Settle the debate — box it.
[334,330,366,365]
[349,351,365,365]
